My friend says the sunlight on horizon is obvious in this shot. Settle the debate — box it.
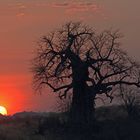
[0,106,7,115]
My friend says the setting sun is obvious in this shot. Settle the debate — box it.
[0,106,7,115]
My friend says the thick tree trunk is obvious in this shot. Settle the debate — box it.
[69,61,95,124]
[70,82,95,124]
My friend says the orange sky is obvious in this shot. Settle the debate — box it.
[0,0,140,114]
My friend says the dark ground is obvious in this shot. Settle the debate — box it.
[0,105,140,140]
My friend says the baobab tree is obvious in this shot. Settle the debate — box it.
[32,22,140,123]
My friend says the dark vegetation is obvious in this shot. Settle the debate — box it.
[0,106,140,140]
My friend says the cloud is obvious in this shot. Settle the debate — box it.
[13,2,102,14]
[16,13,25,17]
[9,1,104,19]
[51,2,101,13]
[51,3,69,8]
[9,3,27,9]
[7,2,27,17]
[16,3,26,8]
[18,5,26,9]
[35,3,48,7]
[68,3,101,12]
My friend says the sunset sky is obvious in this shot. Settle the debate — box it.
[0,0,140,114]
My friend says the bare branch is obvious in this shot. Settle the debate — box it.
[32,21,140,108]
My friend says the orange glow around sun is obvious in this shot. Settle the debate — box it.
[0,106,7,115]
[0,75,28,115]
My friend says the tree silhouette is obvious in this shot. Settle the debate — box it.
[32,22,140,123]
[119,86,140,119]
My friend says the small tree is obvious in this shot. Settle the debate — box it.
[119,86,140,119]
[32,22,140,123]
